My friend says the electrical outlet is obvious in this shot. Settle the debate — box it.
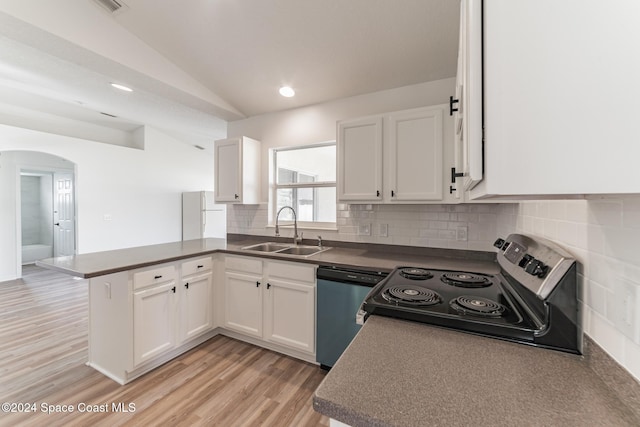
[456,226,468,241]
[379,223,388,237]
[358,224,371,236]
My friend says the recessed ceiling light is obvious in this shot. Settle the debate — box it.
[279,86,295,97]
[111,83,133,92]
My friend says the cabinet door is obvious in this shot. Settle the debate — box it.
[133,282,177,366]
[214,138,241,202]
[387,107,444,201]
[461,0,483,191]
[337,116,383,201]
[179,274,213,343]
[224,271,263,338]
[452,7,465,201]
[478,0,640,196]
[263,278,315,354]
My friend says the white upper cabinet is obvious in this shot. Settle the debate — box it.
[454,0,483,194]
[214,136,261,204]
[337,116,383,201]
[470,0,640,198]
[338,105,455,203]
[386,107,444,201]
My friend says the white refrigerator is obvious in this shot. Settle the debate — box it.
[182,191,227,240]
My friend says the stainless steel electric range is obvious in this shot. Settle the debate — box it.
[359,234,581,354]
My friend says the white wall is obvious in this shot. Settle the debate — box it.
[497,198,640,382]
[0,125,214,282]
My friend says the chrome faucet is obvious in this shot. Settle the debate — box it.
[275,206,303,245]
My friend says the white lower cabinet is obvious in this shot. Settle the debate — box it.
[264,277,315,354]
[178,255,214,343]
[132,257,214,367]
[223,255,316,357]
[224,270,263,338]
[133,281,177,366]
[179,270,213,343]
[88,252,318,384]
[88,256,216,384]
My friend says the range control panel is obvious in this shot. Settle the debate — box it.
[494,234,575,300]
[494,238,548,278]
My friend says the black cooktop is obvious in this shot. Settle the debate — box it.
[360,235,581,354]
[362,266,538,342]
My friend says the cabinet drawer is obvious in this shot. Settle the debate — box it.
[225,255,263,275]
[181,256,212,276]
[133,264,176,290]
[267,261,315,284]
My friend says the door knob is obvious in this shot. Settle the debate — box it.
[54,223,60,226]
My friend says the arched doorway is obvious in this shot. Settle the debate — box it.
[0,150,76,279]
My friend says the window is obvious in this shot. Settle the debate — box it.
[272,143,336,227]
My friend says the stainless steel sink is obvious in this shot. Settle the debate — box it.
[241,242,291,252]
[241,242,330,257]
[275,246,331,257]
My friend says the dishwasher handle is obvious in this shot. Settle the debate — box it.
[316,265,388,287]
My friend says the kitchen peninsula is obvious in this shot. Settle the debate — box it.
[35,236,497,385]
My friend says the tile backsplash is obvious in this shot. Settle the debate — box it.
[227,202,515,252]
[497,197,640,382]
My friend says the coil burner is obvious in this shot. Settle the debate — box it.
[450,296,506,318]
[399,268,433,280]
[441,272,491,288]
[383,285,442,306]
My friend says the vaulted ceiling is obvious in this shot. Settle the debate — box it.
[0,0,460,148]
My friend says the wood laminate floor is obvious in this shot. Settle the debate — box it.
[0,265,328,427]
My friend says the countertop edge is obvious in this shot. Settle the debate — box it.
[312,396,392,427]
[35,236,499,279]
[36,250,223,278]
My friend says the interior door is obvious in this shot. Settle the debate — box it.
[53,172,75,256]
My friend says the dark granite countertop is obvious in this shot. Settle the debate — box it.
[313,316,640,427]
[36,236,499,279]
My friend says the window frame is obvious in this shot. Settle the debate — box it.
[271,142,337,230]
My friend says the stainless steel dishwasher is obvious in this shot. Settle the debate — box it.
[316,265,388,369]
